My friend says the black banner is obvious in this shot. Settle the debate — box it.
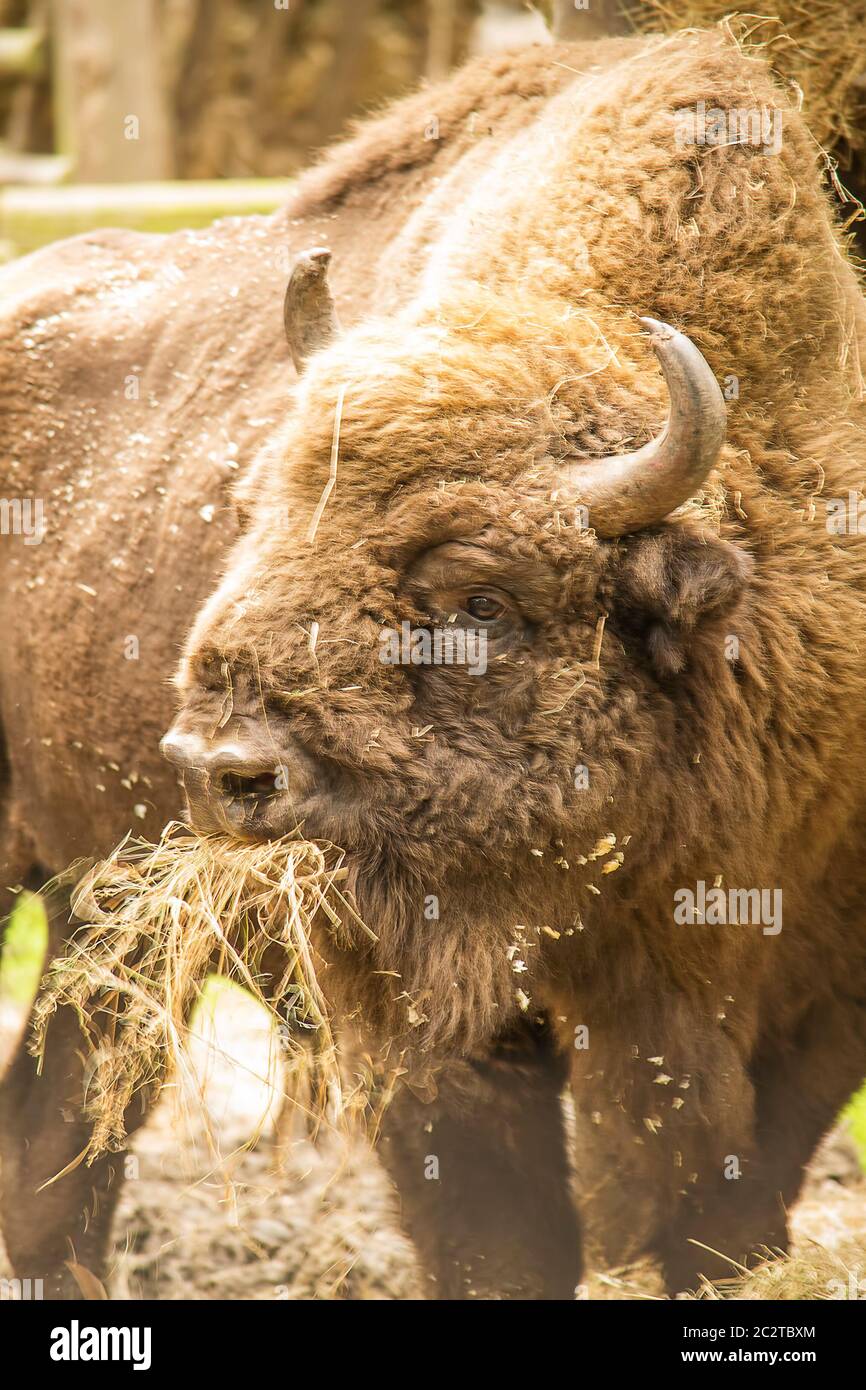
[1,1295,857,1376]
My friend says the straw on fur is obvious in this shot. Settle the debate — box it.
[630,4,866,161]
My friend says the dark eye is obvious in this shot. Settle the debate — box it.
[465,594,505,622]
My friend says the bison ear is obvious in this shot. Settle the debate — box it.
[610,526,753,678]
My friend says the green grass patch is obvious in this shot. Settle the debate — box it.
[190,972,252,1026]
[843,1084,866,1172]
[0,892,48,1007]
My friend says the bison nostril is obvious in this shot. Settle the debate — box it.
[217,769,280,800]
[160,729,205,769]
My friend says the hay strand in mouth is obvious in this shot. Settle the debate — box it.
[29,821,372,1162]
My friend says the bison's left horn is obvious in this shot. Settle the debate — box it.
[284,247,340,373]
[561,318,726,537]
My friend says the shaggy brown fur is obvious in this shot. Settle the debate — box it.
[3,30,866,1299]
[631,3,866,178]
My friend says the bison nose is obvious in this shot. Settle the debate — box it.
[161,724,320,836]
[161,729,281,791]
[160,728,208,769]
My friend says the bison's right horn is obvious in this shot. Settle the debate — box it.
[284,247,340,373]
[560,318,726,537]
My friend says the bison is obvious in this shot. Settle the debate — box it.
[3,27,866,1300]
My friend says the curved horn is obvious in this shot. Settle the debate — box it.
[284,247,340,374]
[561,318,726,538]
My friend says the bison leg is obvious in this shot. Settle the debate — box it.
[377,1021,583,1299]
[569,1009,773,1294]
[660,999,866,1292]
[748,999,866,1225]
[656,1160,789,1295]
[0,896,152,1300]
[0,1004,138,1299]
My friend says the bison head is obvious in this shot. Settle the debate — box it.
[161,250,751,1057]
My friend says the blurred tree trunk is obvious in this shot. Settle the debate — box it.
[427,0,458,81]
[547,0,631,40]
[313,0,378,149]
[0,1,49,160]
[1,0,487,181]
[163,0,482,179]
[51,0,173,179]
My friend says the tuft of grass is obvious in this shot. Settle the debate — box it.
[30,821,374,1161]
[844,1084,866,1173]
[11,817,866,1178]
[0,892,48,1007]
[697,1240,866,1300]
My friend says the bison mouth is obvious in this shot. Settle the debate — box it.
[207,766,302,840]
[160,730,369,856]
[161,721,533,1060]
[181,765,345,847]
[218,769,282,801]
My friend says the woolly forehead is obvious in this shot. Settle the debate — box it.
[224,469,604,627]
[255,296,656,526]
[192,301,645,669]
[180,497,604,713]
[189,463,604,690]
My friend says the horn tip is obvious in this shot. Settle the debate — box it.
[288,248,333,290]
[300,246,332,272]
[638,315,676,341]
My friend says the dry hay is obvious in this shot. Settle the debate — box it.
[629,3,866,162]
[695,1239,866,1299]
[588,1238,866,1301]
[29,821,374,1162]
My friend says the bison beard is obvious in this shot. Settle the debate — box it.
[3,26,866,1301]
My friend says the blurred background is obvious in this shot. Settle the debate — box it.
[0,0,557,184]
[2,1,865,259]
[0,0,561,258]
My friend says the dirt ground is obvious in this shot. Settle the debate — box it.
[2,988,865,1301]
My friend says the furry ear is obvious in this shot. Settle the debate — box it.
[610,526,753,677]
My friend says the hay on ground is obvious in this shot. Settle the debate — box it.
[696,1239,866,1299]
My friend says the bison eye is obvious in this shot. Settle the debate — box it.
[465,594,505,622]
